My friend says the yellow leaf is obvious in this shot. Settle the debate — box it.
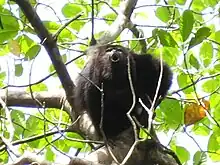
[9,40,21,56]
[184,99,210,126]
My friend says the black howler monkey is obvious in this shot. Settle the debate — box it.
[74,45,172,139]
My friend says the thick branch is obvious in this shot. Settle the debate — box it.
[0,89,98,140]
[98,0,138,44]
[0,90,72,117]
[85,129,179,165]
[14,0,75,111]
[6,156,103,165]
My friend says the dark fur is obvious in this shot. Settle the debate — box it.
[74,45,172,139]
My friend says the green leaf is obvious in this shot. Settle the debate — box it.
[25,45,41,60]
[17,34,35,54]
[65,132,85,149]
[38,137,52,149]
[210,94,220,121]
[54,139,70,153]
[70,20,86,31]
[0,0,5,5]
[0,151,8,164]
[177,73,193,94]
[193,13,204,23]
[111,0,120,6]
[160,47,179,66]
[193,118,210,136]
[45,108,70,122]
[62,3,83,18]
[0,72,6,80]
[208,0,218,7]
[43,21,76,42]
[208,133,220,161]
[43,21,60,33]
[49,64,55,75]
[213,30,220,43]
[46,147,56,162]
[213,64,220,71]
[75,58,85,69]
[135,12,148,20]
[202,79,219,93]
[29,138,49,149]
[15,64,23,77]
[177,0,186,5]
[213,103,220,121]
[129,40,142,53]
[0,7,19,43]
[210,93,220,109]
[159,99,183,128]
[103,13,117,25]
[11,110,25,125]
[193,151,207,165]
[194,124,210,136]
[25,116,42,136]
[189,27,211,49]
[176,146,190,163]
[28,83,48,92]
[24,116,50,149]
[200,42,213,67]
[11,109,25,139]
[0,71,6,87]
[156,29,178,47]
[0,44,9,56]
[191,0,206,12]
[58,29,76,42]
[189,53,199,70]
[155,7,170,23]
[180,10,194,42]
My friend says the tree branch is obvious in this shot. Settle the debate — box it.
[97,0,138,44]
[0,90,72,118]
[0,89,99,141]
[14,0,75,112]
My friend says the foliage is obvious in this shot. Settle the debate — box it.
[0,0,220,164]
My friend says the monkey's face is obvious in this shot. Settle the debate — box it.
[100,45,135,87]
[84,45,136,90]
[105,46,128,63]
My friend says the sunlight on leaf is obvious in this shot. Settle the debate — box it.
[193,151,207,165]
[189,27,211,49]
[8,40,20,56]
[208,133,220,161]
[180,10,194,42]
[156,7,170,23]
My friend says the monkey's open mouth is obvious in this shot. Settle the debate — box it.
[110,51,120,62]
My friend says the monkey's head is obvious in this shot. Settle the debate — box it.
[85,45,136,87]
